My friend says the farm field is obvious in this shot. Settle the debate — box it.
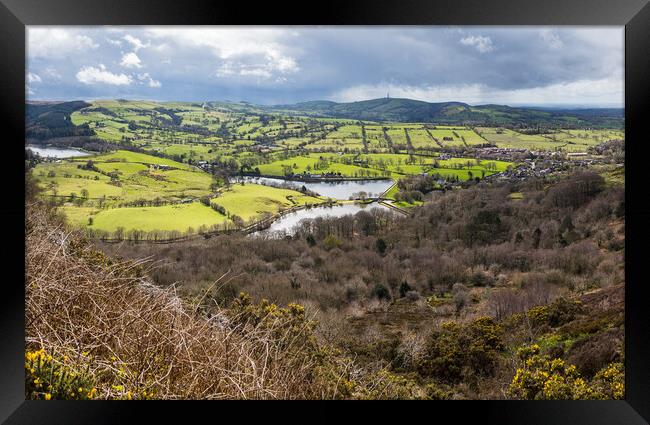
[29,99,624,239]
[32,149,326,237]
[475,127,566,150]
[257,152,513,181]
[211,183,324,222]
[473,127,624,152]
[32,150,215,205]
[542,129,625,151]
[69,202,229,234]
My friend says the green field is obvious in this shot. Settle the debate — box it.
[212,183,324,222]
[34,150,213,205]
[30,99,624,239]
[257,152,512,181]
[33,149,326,237]
[65,202,229,234]
[474,127,623,152]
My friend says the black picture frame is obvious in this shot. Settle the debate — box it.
[1,0,648,423]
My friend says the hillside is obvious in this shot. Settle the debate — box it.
[267,98,624,128]
[26,101,95,140]
[26,170,626,400]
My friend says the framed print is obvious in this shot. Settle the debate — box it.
[1,0,649,423]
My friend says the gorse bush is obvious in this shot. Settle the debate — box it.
[417,317,504,383]
[527,297,584,328]
[25,348,96,400]
[508,344,624,400]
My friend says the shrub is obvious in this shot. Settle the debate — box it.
[25,348,97,400]
[469,270,495,287]
[26,206,354,399]
[508,345,623,400]
[527,298,583,328]
[546,298,583,327]
[323,234,341,251]
[356,370,452,400]
[371,283,391,301]
[417,317,504,383]
[566,330,623,378]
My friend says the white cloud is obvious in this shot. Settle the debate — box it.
[137,73,161,88]
[123,34,150,52]
[28,28,99,58]
[27,72,42,83]
[107,38,123,47]
[44,67,62,81]
[120,52,143,68]
[215,62,274,79]
[25,27,623,106]
[76,64,132,85]
[539,30,564,49]
[145,28,299,80]
[460,35,494,53]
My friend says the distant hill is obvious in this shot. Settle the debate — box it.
[27,99,625,133]
[267,98,624,129]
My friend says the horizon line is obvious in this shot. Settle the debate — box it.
[25,96,625,110]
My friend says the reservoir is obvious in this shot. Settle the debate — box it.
[253,202,393,237]
[26,145,92,158]
[236,176,394,200]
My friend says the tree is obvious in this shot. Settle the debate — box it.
[371,283,391,301]
[452,283,469,313]
[399,281,412,298]
[376,238,387,255]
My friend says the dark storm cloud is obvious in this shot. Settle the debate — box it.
[26,26,623,106]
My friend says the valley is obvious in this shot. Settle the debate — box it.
[26,98,622,240]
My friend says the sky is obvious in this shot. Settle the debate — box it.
[26,26,624,107]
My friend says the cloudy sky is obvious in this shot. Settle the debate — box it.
[26,26,624,107]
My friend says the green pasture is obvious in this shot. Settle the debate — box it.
[82,202,229,233]
[211,183,324,222]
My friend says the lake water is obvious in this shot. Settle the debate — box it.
[236,176,394,200]
[253,202,393,237]
[26,145,91,158]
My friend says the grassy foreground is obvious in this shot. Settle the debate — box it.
[25,203,348,399]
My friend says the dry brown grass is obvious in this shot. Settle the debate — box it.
[25,202,348,399]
